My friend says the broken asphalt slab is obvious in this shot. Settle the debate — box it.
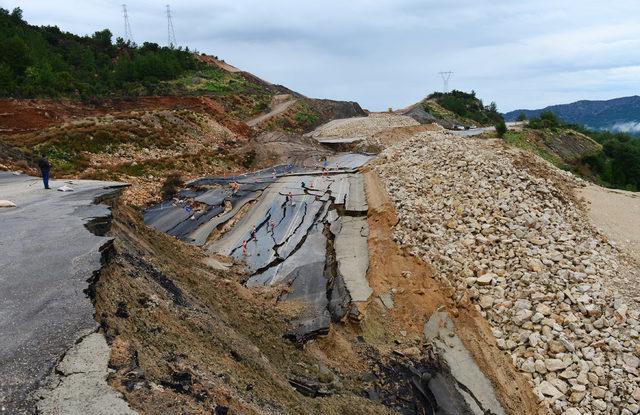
[35,333,137,415]
[334,216,372,302]
[144,154,374,342]
[424,311,506,415]
[0,172,129,413]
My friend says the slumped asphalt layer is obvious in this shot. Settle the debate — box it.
[144,153,374,341]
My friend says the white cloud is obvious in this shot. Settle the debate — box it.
[611,121,640,133]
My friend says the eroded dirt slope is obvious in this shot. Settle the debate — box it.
[96,204,398,415]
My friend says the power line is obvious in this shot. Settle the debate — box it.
[438,71,453,93]
[121,4,133,43]
[166,4,177,47]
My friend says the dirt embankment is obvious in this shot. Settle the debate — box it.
[95,203,398,415]
[0,96,262,206]
[363,170,542,415]
[0,96,251,137]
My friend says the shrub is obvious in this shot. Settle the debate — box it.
[528,111,561,129]
[495,120,507,137]
[242,149,256,168]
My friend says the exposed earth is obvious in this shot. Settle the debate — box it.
[578,184,640,260]
[1,60,639,415]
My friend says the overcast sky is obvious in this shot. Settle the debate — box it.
[4,0,640,112]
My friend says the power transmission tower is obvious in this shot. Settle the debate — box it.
[438,71,453,93]
[166,5,177,47]
[122,4,133,43]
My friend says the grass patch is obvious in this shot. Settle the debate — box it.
[263,101,321,133]
[503,131,568,169]
[174,68,260,95]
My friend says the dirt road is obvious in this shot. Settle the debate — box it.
[246,94,297,127]
[578,184,640,259]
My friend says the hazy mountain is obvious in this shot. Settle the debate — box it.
[504,96,640,134]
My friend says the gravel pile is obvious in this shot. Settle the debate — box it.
[374,131,640,415]
[306,113,418,141]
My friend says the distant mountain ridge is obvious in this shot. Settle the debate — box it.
[504,96,640,134]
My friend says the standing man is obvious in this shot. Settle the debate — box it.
[37,154,52,189]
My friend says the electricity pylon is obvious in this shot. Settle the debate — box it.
[438,71,453,93]
[166,5,177,47]
[122,4,133,43]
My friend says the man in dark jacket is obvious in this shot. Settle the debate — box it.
[37,156,51,189]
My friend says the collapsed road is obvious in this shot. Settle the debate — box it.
[0,172,133,414]
[0,119,530,414]
[145,153,375,341]
[144,144,511,415]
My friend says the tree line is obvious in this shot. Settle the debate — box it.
[0,7,201,98]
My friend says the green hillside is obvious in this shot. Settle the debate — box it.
[510,111,640,191]
[426,90,504,126]
[0,7,201,98]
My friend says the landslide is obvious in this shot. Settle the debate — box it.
[95,202,397,415]
[245,131,333,169]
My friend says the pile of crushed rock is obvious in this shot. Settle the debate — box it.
[306,113,418,141]
[373,131,640,415]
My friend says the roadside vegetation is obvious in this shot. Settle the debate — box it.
[508,111,640,191]
[502,130,569,169]
[577,129,640,191]
[426,90,504,126]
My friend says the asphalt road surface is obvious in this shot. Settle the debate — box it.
[0,172,126,413]
[144,153,374,341]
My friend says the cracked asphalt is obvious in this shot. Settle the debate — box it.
[145,153,374,341]
[0,172,126,413]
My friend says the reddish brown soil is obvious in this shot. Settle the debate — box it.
[0,96,251,138]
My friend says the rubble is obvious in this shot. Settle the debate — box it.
[306,113,419,143]
[374,131,640,415]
